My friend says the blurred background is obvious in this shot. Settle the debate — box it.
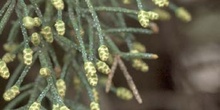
[1,0,220,110]
[104,0,220,110]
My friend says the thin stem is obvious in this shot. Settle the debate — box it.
[29,0,43,18]
[67,2,88,62]
[48,44,61,72]
[117,56,142,104]
[84,0,104,45]
[106,56,118,92]
[43,0,53,22]
[20,83,34,91]
[36,84,51,102]
[15,53,38,87]
[38,42,65,105]
[60,54,71,79]
[110,0,135,51]
[27,76,42,106]
[11,42,25,54]
[105,36,120,53]
[54,34,81,52]
[47,77,65,105]
[105,28,153,34]
[6,63,25,90]
[86,17,95,61]
[7,20,19,42]
[15,7,30,48]
[29,0,46,25]
[19,22,30,48]
[0,0,16,34]
[0,0,12,17]
[81,7,138,15]
[72,59,95,102]
[135,0,143,10]
[18,0,29,16]
[57,10,62,20]
[121,52,158,59]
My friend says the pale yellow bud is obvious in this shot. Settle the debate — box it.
[33,17,41,27]
[23,48,33,65]
[52,104,69,110]
[55,20,65,36]
[132,59,149,72]
[152,0,169,7]
[122,0,131,4]
[116,87,133,100]
[175,7,191,22]
[84,61,98,86]
[31,32,41,46]
[41,26,54,43]
[130,49,139,54]
[96,61,111,74]
[51,0,64,10]
[3,43,18,52]
[2,53,16,63]
[22,16,35,29]
[56,79,66,97]
[0,59,10,79]
[92,88,99,102]
[88,74,98,86]
[132,42,146,53]
[138,10,150,28]
[147,11,159,20]
[29,102,41,110]
[153,9,171,20]
[98,45,109,61]
[132,59,143,69]
[60,105,70,110]
[84,61,97,76]
[3,85,20,101]
[140,64,149,72]
[39,67,51,77]
[90,101,100,110]
[52,104,60,110]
